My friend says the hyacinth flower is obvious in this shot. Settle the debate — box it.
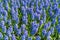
[42,10,46,23]
[42,29,47,36]
[57,28,60,34]
[50,27,54,35]
[21,24,26,31]
[3,10,8,16]
[51,18,56,25]
[8,25,13,33]
[0,14,3,20]
[58,16,60,24]
[0,20,5,26]
[34,12,41,20]
[31,21,39,35]
[11,34,16,40]
[39,20,43,25]
[22,15,28,25]
[16,28,21,35]
[23,30,28,38]
[0,32,3,39]
[14,24,18,32]
[15,0,20,8]
[48,9,53,17]
[4,35,8,40]
[21,6,26,14]
[56,24,60,34]
[46,31,51,37]
[7,19,11,25]
[21,35,26,40]
[3,15,7,22]
[31,27,38,35]
[44,22,51,30]
[36,36,41,40]
[28,37,32,40]
[2,25,6,33]
[11,7,19,24]
[31,13,35,20]
[6,29,12,37]
[47,36,51,40]
[3,0,9,11]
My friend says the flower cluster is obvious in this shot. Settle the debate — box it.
[0,0,60,40]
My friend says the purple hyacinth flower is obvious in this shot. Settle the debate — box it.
[36,36,41,40]
[4,35,8,40]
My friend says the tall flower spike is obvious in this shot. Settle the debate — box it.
[11,34,16,40]
[47,36,51,40]
[0,20,5,26]
[39,20,43,26]
[21,35,26,40]
[22,16,28,25]
[23,30,28,37]
[58,16,60,24]
[3,16,7,22]
[7,19,11,25]
[14,24,18,31]
[28,37,32,40]
[31,27,38,35]
[44,22,51,30]
[21,24,26,31]
[8,25,13,33]
[4,35,8,40]
[4,0,9,11]
[2,25,6,33]
[50,27,54,34]
[16,28,21,35]
[42,29,47,36]
[36,36,41,40]
[6,29,12,37]
[0,14,3,19]
[0,32,3,39]
[46,31,51,36]
[31,21,39,35]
